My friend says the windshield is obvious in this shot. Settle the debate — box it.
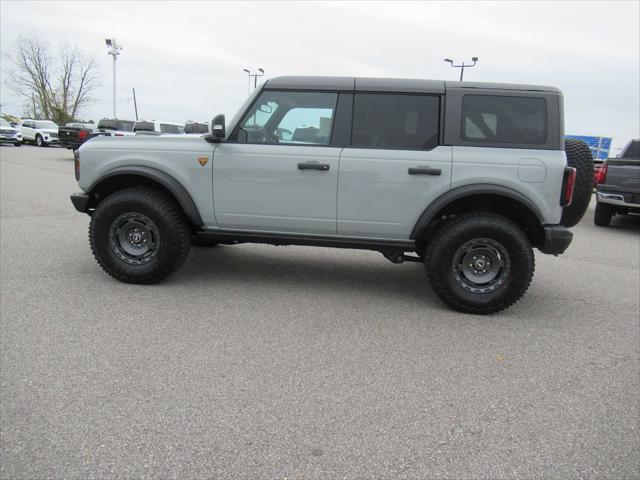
[0,118,9,127]
[98,119,135,131]
[226,87,263,138]
[133,121,155,132]
[36,121,58,129]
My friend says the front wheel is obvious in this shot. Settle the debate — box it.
[424,212,535,314]
[89,187,191,284]
[36,135,44,147]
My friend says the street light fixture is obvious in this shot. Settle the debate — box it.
[444,57,479,81]
[105,38,122,118]
[243,68,265,94]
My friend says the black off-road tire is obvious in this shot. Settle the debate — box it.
[89,187,191,284]
[14,141,21,147]
[561,139,594,228]
[594,202,613,227]
[424,212,535,315]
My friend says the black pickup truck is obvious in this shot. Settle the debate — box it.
[58,123,97,150]
[58,119,136,150]
[594,139,640,226]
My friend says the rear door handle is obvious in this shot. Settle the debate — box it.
[408,166,441,176]
[298,162,330,171]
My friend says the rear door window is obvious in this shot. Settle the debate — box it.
[351,94,440,149]
[462,95,547,145]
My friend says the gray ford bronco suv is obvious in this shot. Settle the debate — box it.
[71,76,593,314]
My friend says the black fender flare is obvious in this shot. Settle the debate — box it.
[88,165,203,226]
[410,184,545,240]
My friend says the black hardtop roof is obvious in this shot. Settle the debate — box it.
[264,76,561,94]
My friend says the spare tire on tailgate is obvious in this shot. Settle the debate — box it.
[560,139,594,228]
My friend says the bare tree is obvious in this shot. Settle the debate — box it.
[7,34,101,124]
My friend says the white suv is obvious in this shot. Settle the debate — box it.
[18,119,59,147]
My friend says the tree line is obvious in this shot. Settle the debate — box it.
[6,34,101,125]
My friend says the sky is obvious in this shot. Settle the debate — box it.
[0,0,638,151]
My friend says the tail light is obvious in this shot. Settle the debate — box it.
[74,150,80,181]
[78,130,88,140]
[115,133,124,136]
[561,166,576,206]
[596,163,608,185]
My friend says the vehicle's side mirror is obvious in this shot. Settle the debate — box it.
[204,114,225,143]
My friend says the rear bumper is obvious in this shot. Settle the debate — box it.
[60,139,82,149]
[596,191,640,210]
[70,193,90,213]
[538,225,573,255]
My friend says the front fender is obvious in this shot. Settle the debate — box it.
[88,165,203,226]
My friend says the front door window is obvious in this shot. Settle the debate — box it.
[231,91,338,146]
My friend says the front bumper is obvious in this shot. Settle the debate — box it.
[538,225,573,255]
[70,193,90,213]
[0,133,21,143]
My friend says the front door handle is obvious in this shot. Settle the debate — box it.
[298,162,330,171]
[408,166,441,176]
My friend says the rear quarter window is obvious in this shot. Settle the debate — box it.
[462,95,547,145]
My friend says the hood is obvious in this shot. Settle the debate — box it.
[82,132,208,152]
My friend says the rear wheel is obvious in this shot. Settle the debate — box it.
[594,202,613,226]
[561,139,594,227]
[89,187,191,284]
[424,212,535,314]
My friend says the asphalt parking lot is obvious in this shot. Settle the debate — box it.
[1,144,639,479]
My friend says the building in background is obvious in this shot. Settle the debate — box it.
[566,135,613,161]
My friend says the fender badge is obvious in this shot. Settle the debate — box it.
[197,157,209,167]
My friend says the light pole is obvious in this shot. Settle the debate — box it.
[105,38,122,118]
[444,57,478,81]
[243,68,265,94]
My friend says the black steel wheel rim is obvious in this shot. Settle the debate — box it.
[452,238,511,294]
[109,213,160,265]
